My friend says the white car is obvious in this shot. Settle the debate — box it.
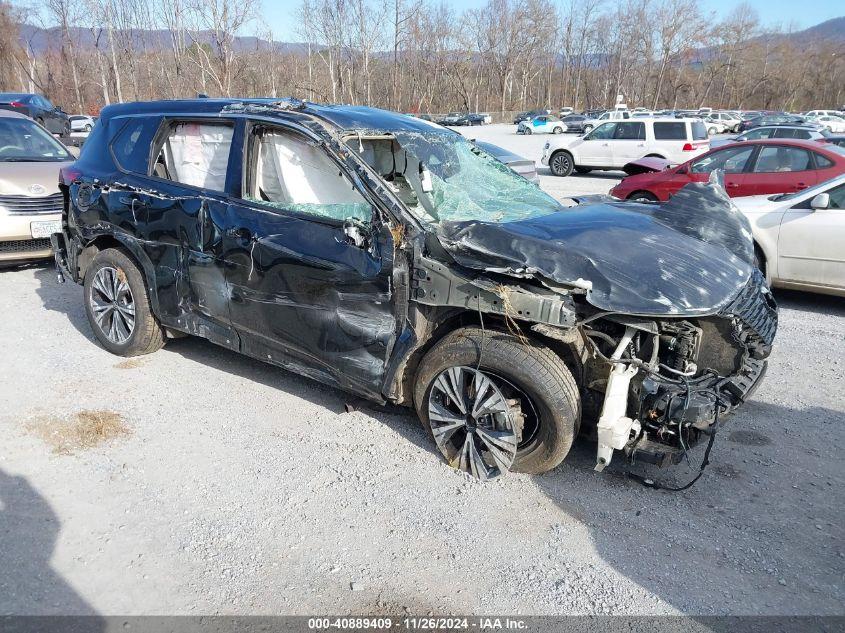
[808,115,845,134]
[68,115,95,133]
[581,109,631,134]
[732,174,845,297]
[706,112,742,133]
[517,115,567,135]
[541,118,709,176]
[804,110,844,119]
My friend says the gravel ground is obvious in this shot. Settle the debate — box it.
[0,124,842,617]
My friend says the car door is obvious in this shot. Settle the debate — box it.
[686,145,755,194]
[39,97,59,134]
[610,121,646,166]
[221,120,397,398]
[111,116,239,347]
[776,182,845,290]
[746,145,819,196]
[533,116,547,132]
[578,122,616,166]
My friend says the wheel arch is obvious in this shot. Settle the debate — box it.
[80,234,162,316]
[396,306,584,408]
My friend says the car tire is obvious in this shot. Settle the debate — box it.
[84,248,165,357]
[84,124,92,132]
[627,191,658,203]
[574,167,592,174]
[708,127,718,136]
[524,128,532,135]
[414,327,580,478]
[549,151,574,177]
[553,126,563,134]
[583,125,593,133]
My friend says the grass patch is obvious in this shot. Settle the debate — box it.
[28,410,131,455]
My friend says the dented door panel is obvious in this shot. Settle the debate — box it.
[222,201,397,398]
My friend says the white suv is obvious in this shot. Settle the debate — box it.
[542,118,710,176]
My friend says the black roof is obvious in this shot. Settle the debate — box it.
[98,98,444,134]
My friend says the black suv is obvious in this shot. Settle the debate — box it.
[0,93,70,135]
[52,98,776,480]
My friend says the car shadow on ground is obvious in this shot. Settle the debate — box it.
[532,398,844,617]
[0,468,105,623]
[536,166,624,179]
[31,263,99,344]
[774,288,845,317]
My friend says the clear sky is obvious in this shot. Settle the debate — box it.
[260,0,843,41]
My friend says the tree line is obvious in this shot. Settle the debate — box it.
[0,0,842,116]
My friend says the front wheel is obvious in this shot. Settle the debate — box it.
[708,127,718,136]
[84,248,165,356]
[549,151,574,177]
[414,328,580,479]
[524,128,532,135]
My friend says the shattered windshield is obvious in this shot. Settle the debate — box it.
[374,131,562,225]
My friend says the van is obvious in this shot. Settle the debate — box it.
[542,118,709,176]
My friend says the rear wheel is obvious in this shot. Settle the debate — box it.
[84,248,165,357]
[553,126,563,134]
[414,327,580,478]
[524,127,532,135]
[549,151,574,177]
[628,191,658,203]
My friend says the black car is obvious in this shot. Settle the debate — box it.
[52,98,776,481]
[0,93,70,135]
[512,109,547,124]
[736,114,807,134]
[455,113,487,126]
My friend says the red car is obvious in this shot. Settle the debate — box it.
[610,139,845,202]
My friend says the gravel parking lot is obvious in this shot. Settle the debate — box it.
[0,124,842,618]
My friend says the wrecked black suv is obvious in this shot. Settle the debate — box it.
[52,98,776,480]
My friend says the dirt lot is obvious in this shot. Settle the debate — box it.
[0,124,843,617]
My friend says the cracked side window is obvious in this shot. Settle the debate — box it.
[245,128,371,223]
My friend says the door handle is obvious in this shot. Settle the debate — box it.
[726,183,739,188]
[227,227,253,240]
[795,183,808,189]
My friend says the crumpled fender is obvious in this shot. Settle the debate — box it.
[436,182,756,316]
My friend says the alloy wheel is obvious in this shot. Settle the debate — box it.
[552,153,571,175]
[90,266,136,344]
[427,366,519,480]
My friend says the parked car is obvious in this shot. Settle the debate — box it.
[51,98,776,480]
[542,118,709,176]
[474,140,540,183]
[732,174,845,297]
[437,112,464,126]
[0,93,71,136]
[0,110,73,266]
[806,115,845,134]
[804,110,844,119]
[69,114,96,133]
[824,136,845,148]
[512,109,549,124]
[560,114,589,133]
[558,107,574,116]
[709,125,830,149]
[737,114,806,133]
[454,113,489,126]
[703,116,731,135]
[517,115,566,135]
[580,109,632,134]
[706,112,742,133]
[609,139,845,202]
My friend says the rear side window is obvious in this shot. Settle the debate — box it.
[653,121,686,140]
[814,154,834,169]
[112,117,160,174]
[153,121,233,191]
[691,121,708,140]
[753,146,812,173]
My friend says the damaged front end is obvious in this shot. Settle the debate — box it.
[423,176,777,474]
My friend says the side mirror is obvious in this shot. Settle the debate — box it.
[810,193,830,210]
[676,165,688,175]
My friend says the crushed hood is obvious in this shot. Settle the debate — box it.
[622,156,676,176]
[436,182,756,316]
